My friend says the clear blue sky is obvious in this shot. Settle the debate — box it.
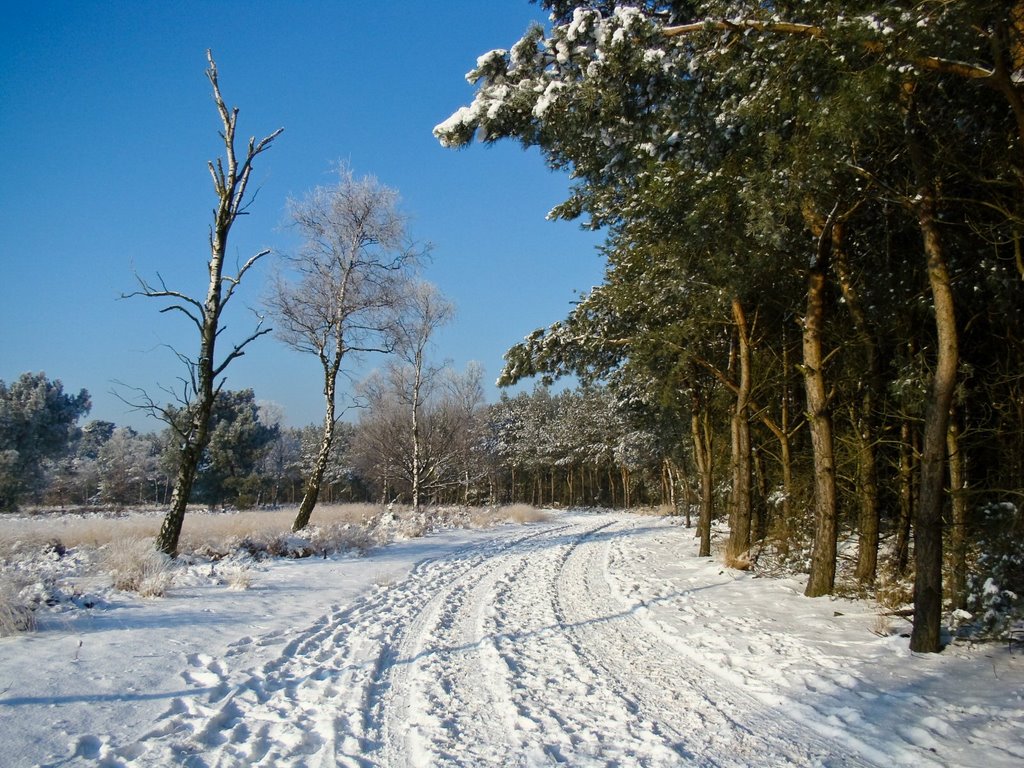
[0,1,604,430]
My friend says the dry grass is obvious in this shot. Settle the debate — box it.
[0,515,162,556]
[876,577,914,612]
[468,504,551,528]
[1,502,551,588]
[503,504,551,524]
[0,502,554,622]
[0,504,381,559]
[0,574,35,636]
[871,611,898,637]
[224,563,254,591]
[724,540,752,571]
[101,538,175,597]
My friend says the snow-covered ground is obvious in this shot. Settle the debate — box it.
[2,510,1021,767]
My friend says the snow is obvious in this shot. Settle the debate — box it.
[2,511,1023,766]
[433,107,475,146]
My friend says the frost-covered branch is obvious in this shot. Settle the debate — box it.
[663,18,995,81]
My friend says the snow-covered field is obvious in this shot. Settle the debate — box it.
[1,510,1021,767]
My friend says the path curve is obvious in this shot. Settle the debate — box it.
[82,515,894,766]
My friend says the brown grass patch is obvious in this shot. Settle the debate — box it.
[0,504,383,560]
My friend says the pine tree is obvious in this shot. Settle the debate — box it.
[438,1,1024,651]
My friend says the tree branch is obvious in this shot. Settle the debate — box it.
[663,18,996,82]
[222,248,271,307]
[211,316,273,379]
[124,273,206,331]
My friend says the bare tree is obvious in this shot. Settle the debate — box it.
[390,281,455,512]
[267,167,423,532]
[352,361,482,506]
[127,50,282,555]
[352,370,409,504]
[439,362,488,504]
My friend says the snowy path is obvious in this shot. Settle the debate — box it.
[10,512,1024,767]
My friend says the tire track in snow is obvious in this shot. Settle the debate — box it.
[476,518,694,766]
[67,514,895,767]
[371,527,552,766]
[555,518,875,767]
[92,523,572,767]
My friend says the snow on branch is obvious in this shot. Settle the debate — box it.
[663,18,994,82]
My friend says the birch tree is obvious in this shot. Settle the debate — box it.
[267,168,422,531]
[390,281,455,512]
[129,51,282,555]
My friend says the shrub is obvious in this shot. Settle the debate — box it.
[307,523,375,555]
[963,503,1024,640]
[102,538,174,597]
[224,563,253,590]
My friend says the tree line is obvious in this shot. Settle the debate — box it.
[1,373,673,514]
[434,0,1024,652]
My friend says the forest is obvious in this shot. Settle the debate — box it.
[433,0,1024,653]
[3,1,1023,656]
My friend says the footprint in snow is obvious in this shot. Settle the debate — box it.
[72,734,102,759]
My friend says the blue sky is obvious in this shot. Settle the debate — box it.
[0,1,604,430]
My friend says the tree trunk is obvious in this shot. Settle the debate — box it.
[157,429,208,556]
[411,354,423,512]
[909,151,959,654]
[661,459,671,510]
[752,446,768,542]
[913,188,958,655]
[157,282,220,555]
[727,298,753,566]
[834,235,883,585]
[947,410,969,610]
[778,337,796,527]
[691,393,714,557]
[894,420,917,576]
[803,260,839,598]
[157,296,219,556]
[293,393,337,531]
[853,416,881,585]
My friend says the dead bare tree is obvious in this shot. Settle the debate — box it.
[127,50,282,555]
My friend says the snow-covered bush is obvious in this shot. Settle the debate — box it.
[265,532,317,558]
[227,522,376,560]
[964,503,1024,639]
[102,538,174,597]
[366,505,427,541]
